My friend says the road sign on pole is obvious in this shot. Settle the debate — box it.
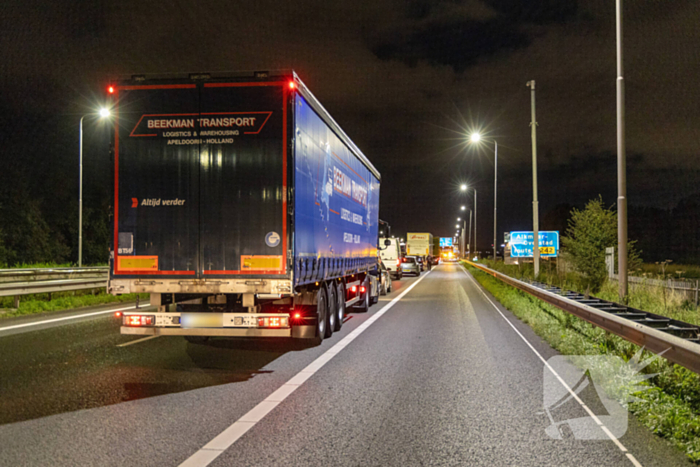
[510,231,559,258]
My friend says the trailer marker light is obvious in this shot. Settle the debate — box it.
[108,86,114,94]
[294,313,301,319]
[115,312,121,318]
[289,81,295,90]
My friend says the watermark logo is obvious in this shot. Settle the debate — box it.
[542,349,661,440]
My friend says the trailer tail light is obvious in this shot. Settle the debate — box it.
[288,81,296,90]
[257,316,289,328]
[360,286,366,293]
[108,85,114,94]
[351,285,357,293]
[124,315,154,326]
[115,312,122,318]
[294,313,301,319]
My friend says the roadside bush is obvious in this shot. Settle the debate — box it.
[562,197,641,292]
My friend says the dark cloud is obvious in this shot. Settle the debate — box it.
[372,19,530,72]
[483,0,578,25]
[371,0,578,71]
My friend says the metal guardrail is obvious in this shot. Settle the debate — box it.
[0,267,108,283]
[0,267,109,307]
[465,261,700,375]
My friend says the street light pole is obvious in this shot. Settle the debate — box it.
[78,108,111,267]
[493,141,497,261]
[616,0,628,301]
[467,209,472,258]
[527,80,540,277]
[79,115,85,267]
[474,189,477,259]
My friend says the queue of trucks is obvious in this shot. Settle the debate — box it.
[107,70,433,345]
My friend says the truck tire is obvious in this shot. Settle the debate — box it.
[354,278,370,312]
[387,278,392,293]
[325,283,336,338]
[314,287,328,343]
[333,281,345,332]
[380,280,387,295]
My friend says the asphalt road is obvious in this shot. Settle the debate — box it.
[0,263,690,466]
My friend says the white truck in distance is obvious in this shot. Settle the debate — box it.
[379,237,402,280]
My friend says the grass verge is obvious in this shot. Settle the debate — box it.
[464,262,700,463]
[0,290,148,319]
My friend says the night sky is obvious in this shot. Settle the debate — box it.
[2,0,700,250]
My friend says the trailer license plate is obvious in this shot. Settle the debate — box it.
[181,313,223,328]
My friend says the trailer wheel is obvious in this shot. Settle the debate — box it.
[354,278,370,312]
[325,283,335,338]
[314,287,328,343]
[333,281,345,332]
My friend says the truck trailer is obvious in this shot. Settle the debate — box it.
[406,233,433,258]
[108,71,381,344]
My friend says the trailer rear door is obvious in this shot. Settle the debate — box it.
[113,81,288,279]
[199,82,287,277]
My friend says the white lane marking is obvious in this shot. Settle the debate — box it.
[179,271,433,467]
[0,305,136,332]
[116,335,160,347]
[460,266,642,466]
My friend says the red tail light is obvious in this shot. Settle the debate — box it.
[257,316,289,328]
[125,315,154,326]
[107,85,115,94]
[288,81,296,90]
[360,286,366,293]
[351,285,357,293]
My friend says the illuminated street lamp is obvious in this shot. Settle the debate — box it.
[79,108,111,267]
[469,133,497,262]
